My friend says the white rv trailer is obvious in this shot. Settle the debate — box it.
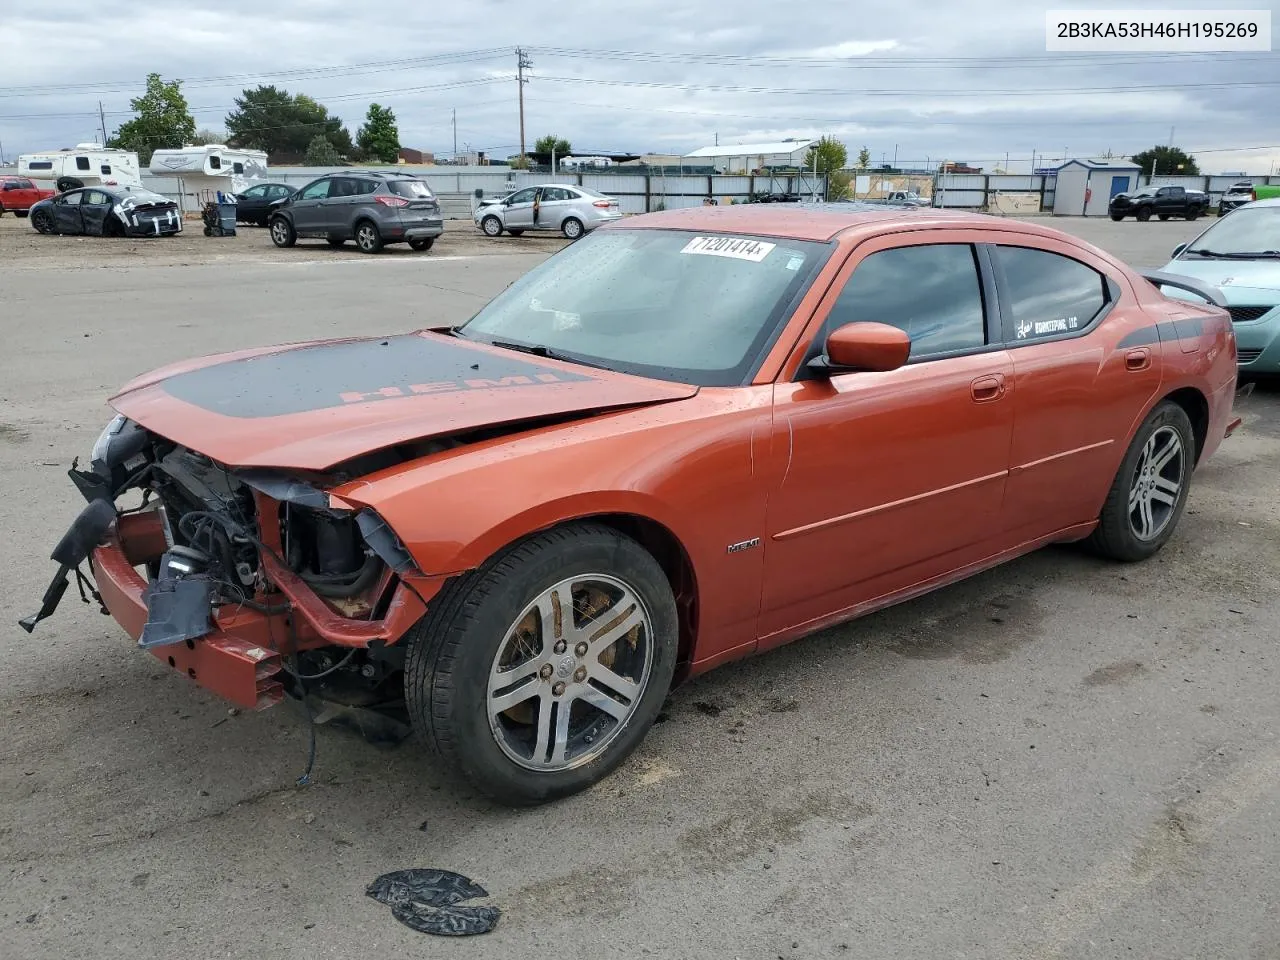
[148,145,269,208]
[17,144,142,187]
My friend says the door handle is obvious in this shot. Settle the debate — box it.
[1125,348,1151,371]
[971,374,1005,402]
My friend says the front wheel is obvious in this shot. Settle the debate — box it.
[562,217,584,240]
[481,215,503,237]
[1086,400,1194,562]
[31,209,54,234]
[409,237,435,251]
[404,523,679,806]
[1158,214,1170,221]
[1110,213,1124,222]
[269,216,296,247]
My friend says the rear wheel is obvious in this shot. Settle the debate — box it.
[481,215,503,238]
[354,220,383,253]
[1136,207,1152,222]
[1186,207,1200,221]
[404,523,678,806]
[562,217,584,240]
[409,237,435,251]
[269,216,296,248]
[1086,401,1194,562]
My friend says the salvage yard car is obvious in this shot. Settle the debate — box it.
[0,175,55,216]
[1156,197,1280,374]
[476,183,621,239]
[269,170,443,253]
[28,185,182,237]
[23,206,1242,807]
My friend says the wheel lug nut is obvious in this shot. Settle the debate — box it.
[553,681,566,697]
[554,640,567,655]
[573,667,587,682]
[539,664,554,680]
[575,642,588,656]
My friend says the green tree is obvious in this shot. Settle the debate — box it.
[107,73,195,165]
[304,134,341,166]
[856,146,871,170]
[356,103,400,164]
[225,86,352,160]
[827,170,853,201]
[803,136,848,175]
[535,134,572,156]
[1130,145,1199,176]
[190,129,227,146]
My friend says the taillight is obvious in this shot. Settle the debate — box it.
[376,196,409,207]
[593,200,611,208]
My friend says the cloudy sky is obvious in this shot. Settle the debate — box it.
[2,0,1277,174]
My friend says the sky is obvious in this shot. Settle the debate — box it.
[2,0,1278,175]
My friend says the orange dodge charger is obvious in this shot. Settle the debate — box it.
[24,205,1243,805]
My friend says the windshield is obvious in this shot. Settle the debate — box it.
[456,228,831,385]
[1183,206,1280,256]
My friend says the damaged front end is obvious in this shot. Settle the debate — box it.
[21,415,441,716]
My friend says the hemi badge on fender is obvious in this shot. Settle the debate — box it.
[727,538,761,554]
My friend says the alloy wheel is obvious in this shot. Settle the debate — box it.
[487,574,653,772]
[1128,425,1184,541]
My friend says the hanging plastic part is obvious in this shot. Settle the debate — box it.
[366,869,501,937]
[19,498,116,632]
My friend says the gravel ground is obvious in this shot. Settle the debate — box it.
[3,212,1278,960]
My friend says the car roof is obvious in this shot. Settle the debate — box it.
[1243,197,1280,208]
[613,204,1079,243]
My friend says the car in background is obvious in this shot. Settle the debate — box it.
[1218,181,1258,217]
[1157,197,1280,373]
[475,183,621,239]
[0,176,56,217]
[28,185,182,237]
[24,206,1241,807]
[269,171,443,254]
[1109,184,1208,221]
[231,182,296,226]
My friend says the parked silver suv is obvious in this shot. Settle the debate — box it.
[269,171,444,253]
[475,183,621,239]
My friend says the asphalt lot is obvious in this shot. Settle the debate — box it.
[3,213,1278,960]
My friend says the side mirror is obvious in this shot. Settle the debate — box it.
[816,322,911,373]
[1172,243,1188,258]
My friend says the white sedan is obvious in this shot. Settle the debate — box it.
[474,183,622,240]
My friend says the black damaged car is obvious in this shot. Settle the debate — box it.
[29,185,183,237]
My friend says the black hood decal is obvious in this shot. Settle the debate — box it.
[159,334,594,419]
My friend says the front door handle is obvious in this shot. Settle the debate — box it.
[1125,348,1151,371]
[971,374,1006,402]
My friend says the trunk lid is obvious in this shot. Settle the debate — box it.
[109,331,698,471]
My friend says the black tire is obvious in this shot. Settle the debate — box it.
[102,217,124,238]
[1186,207,1200,221]
[409,237,435,251]
[354,219,383,253]
[15,210,28,218]
[31,209,54,234]
[1136,207,1152,222]
[203,226,213,236]
[0,205,5,218]
[1110,213,1124,222]
[269,215,296,248]
[326,236,346,248]
[1158,214,1170,221]
[562,217,584,240]
[56,176,84,193]
[404,523,679,806]
[506,230,524,237]
[1086,400,1195,562]
[481,215,503,238]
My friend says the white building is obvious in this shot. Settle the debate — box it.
[682,139,816,174]
[18,144,141,187]
[1052,158,1143,217]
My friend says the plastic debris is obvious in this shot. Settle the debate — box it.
[366,869,500,937]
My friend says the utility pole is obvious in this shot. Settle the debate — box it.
[516,47,532,167]
[452,108,457,160]
[715,132,719,146]
[98,101,108,145]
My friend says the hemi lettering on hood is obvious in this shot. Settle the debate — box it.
[108,331,698,471]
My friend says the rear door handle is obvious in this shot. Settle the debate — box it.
[1126,348,1151,371]
[971,374,1006,402]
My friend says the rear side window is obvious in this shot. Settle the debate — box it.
[826,244,987,358]
[355,179,378,196]
[76,156,90,170]
[388,180,433,198]
[996,246,1108,343]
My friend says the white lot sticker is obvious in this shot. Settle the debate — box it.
[786,255,805,271]
[680,236,776,262]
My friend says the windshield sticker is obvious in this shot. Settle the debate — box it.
[786,255,804,271]
[680,236,776,262]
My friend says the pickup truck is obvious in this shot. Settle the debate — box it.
[0,176,56,217]
[1108,184,1208,222]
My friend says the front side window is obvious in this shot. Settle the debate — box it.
[457,229,831,385]
[997,246,1108,342]
[506,187,537,204]
[240,185,267,199]
[299,178,331,200]
[824,244,986,358]
[59,191,84,206]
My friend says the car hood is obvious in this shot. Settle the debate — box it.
[108,331,699,471]
[1157,258,1280,304]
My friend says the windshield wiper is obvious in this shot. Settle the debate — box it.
[1185,248,1280,259]
[486,339,616,371]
